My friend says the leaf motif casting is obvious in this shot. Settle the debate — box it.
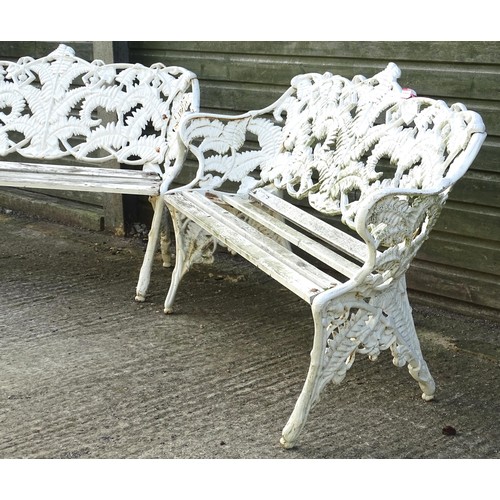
[0,44,198,171]
[180,64,484,230]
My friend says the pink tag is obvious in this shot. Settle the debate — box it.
[401,88,417,99]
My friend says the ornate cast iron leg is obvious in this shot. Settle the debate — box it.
[280,277,435,448]
[280,301,332,449]
[376,276,436,401]
[280,298,385,448]
[280,292,397,448]
[135,196,164,302]
[163,206,217,314]
[160,207,173,269]
[160,220,172,267]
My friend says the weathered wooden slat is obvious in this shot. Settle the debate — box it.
[250,189,369,262]
[0,177,160,195]
[0,161,162,195]
[221,194,361,279]
[0,161,157,179]
[0,173,161,195]
[167,191,339,303]
[185,191,341,290]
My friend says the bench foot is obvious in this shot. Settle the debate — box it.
[279,435,296,449]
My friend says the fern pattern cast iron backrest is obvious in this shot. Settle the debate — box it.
[181,63,485,230]
[0,44,199,174]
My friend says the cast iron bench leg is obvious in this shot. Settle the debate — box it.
[163,207,217,314]
[135,196,165,302]
[280,276,435,448]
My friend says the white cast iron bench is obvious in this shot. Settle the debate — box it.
[0,44,199,301]
[161,64,486,448]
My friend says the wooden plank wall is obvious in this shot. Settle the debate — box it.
[128,41,499,320]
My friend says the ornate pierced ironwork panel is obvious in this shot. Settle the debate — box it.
[180,63,485,227]
[0,44,199,171]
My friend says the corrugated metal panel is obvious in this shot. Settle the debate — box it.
[128,41,499,319]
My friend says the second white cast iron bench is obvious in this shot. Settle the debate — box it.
[0,44,199,301]
[161,64,486,448]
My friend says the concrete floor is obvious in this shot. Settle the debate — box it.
[1,208,499,460]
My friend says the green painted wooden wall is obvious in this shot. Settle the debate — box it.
[127,41,499,319]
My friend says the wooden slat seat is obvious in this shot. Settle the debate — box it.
[167,191,341,304]
[249,188,370,262]
[222,191,364,279]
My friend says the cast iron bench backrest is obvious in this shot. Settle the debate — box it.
[177,63,486,285]
[0,44,199,180]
